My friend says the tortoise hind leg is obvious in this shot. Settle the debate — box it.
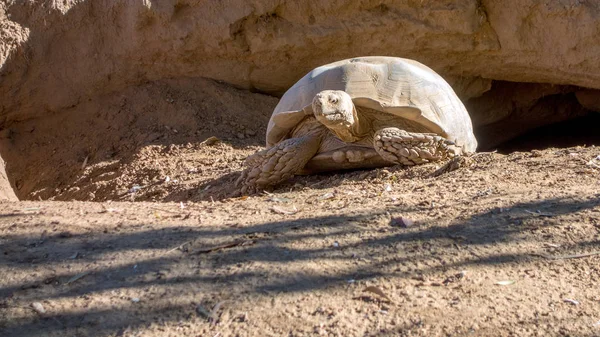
[238,134,323,195]
[373,127,461,165]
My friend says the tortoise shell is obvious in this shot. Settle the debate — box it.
[266,56,477,152]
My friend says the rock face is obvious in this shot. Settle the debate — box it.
[1,0,599,199]
[0,155,17,201]
[2,0,600,122]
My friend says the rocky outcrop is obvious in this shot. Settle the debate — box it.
[0,155,17,201]
[2,0,600,124]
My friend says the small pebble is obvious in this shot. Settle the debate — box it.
[201,136,220,146]
[58,231,73,238]
[128,185,142,193]
[320,192,335,200]
[390,216,413,228]
[31,302,45,314]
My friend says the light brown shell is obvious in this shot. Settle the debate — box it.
[267,56,478,152]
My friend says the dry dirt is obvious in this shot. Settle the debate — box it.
[2,1,600,336]
[0,79,599,337]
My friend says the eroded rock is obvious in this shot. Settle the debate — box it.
[0,155,17,201]
[1,0,600,124]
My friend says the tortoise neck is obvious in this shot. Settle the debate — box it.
[350,106,372,138]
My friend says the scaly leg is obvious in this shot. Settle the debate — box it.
[373,127,461,166]
[238,134,323,194]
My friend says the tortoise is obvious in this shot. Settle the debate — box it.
[238,56,478,193]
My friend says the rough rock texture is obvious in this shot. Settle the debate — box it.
[1,0,600,199]
[2,0,600,124]
[0,155,16,201]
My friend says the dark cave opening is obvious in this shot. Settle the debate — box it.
[465,80,600,152]
[494,112,600,153]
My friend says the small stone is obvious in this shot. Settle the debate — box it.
[390,216,413,228]
[58,231,73,238]
[319,192,335,200]
[131,297,140,303]
[200,136,220,146]
[128,185,142,193]
[31,302,45,314]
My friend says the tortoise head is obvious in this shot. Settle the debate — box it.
[312,90,361,142]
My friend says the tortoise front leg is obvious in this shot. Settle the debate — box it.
[238,134,323,195]
[373,127,461,166]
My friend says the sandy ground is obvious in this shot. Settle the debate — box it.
[1,145,600,337]
[0,78,599,336]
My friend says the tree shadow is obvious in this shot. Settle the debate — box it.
[1,196,599,336]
